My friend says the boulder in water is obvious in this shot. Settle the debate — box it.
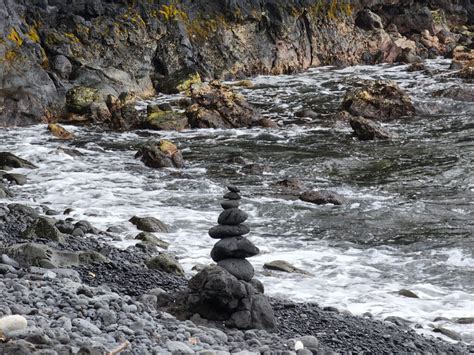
[0,152,37,170]
[129,216,169,233]
[263,260,312,275]
[47,123,74,140]
[300,190,346,205]
[341,79,416,121]
[135,140,184,169]
[349,116,392,140]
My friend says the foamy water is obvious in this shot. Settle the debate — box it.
[1,59,473,344]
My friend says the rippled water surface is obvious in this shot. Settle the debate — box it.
[1,59,473,343]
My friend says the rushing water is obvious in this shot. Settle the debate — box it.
[1,59,473,344]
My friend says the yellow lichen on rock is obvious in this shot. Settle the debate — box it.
[177,72,201,93]
[47,123,74,140]
[158,140,178,156]
[7,28,23,46]
[27,27,40,43]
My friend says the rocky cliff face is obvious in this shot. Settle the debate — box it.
[0,0,472,126]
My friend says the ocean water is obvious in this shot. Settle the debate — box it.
[1,58,473,344]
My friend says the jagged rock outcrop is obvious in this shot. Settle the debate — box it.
[0,0,472,126]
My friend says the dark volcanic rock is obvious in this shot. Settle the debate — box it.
[146,254,184,276]
[433,85,474,101]
[263,260,311,275]
[349,116,392,140]
[300,190,346,205]
[341,80,416,121]
[129,216,169,233]
[220,200,240,210]
[211,237,259,262]
[0,152,37,170]
[208,224,250,239]
[223,192,241,200]
[0,172,27,185]
[227,185,240,193]
[22,217,65,243]
[217,258,254,282]
[217,208,248,226]
[355,9,384,31]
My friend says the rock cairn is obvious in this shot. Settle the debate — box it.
[185,186,276,330]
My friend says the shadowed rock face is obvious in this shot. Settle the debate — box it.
[0,0,471,126]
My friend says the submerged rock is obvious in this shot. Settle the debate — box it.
[135,140,184,169]
[341,80,416,121]
[135,232,169,249]
[300,190,346,205]
[263,260,311,275]
[349,116,392,140]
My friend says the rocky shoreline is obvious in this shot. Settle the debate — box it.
[0,153,471,353]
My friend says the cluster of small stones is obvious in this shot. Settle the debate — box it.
[209,186,259,281]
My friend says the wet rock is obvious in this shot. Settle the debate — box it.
[211,237,259,262]
[65,86,101,115]
[398,289,419,298]
[349,116,392,140]
[341,80,416,121]
[208,224,250,239]
[135,232,169,249]
[458,62,474,79]
[456,317,474,324]
[47,123,74,140]
[272,178,305,195]
[146,254,184,276]
[355,9,383,31]
[0,152,37,170]
[433,85,474,101]
[407,62,426,72]
[0,172,27,185]
[143,108,188,131]
[241,163,270,175]
[295,109,318,120]
[135,140,185,169]
[217,258,254,282]
[433,327,462,341]
[22,217,65,243]
[263,260,311,275]
[129,216,169,233]
[186,81,270,129]
[105,93,141,131]
[221,200,240,209]
[300,190,346,205]
[154,70,202,95]
[218,208,248,226]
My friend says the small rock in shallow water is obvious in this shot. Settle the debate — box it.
[350,116,392,140]
[130,216,169,233]
[263,260,311,275]
[398,289,419,298]
[0,152,37,170]
[433,326,463,341]
[135,232,169,249]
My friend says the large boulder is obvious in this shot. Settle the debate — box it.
[135,140,184,169]
[143,106,188,131]
[65,86,101,115]
[0,152,37,170]
[186,81,274,129]
[300,190,346,205]
[341,80,416,121]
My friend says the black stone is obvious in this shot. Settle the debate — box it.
[209,224,250,238]
[218,208,248,226]
[217,258,254,281]
[221,200,239,209]
[223,191,241,200]
[211,237,259,262]
[227,185,240,193]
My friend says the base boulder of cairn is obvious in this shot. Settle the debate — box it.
[185,185,276,330]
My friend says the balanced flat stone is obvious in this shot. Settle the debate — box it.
[227,185,240,193]
[218,208,248,226]
[209,224,250,238]
[221,200,239,210]
[217,258,254,281]
[211,237,259,262]
[223,191,241,200]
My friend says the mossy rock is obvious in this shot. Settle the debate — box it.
[154,69,201,94]
[146,254,184,276]
[47,123,74,140]
[66,86,101,114]
[144,111,188,131]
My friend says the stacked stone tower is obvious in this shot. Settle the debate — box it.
[186,186,275,330]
